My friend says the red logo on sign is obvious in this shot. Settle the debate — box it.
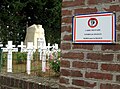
[88,18,98,28]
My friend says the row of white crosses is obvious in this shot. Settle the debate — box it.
[0,41,35,74]
[0,41,59,74]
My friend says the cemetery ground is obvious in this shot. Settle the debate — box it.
[0,41,60,88]
[0,52,60,88]
[1,52,60,77]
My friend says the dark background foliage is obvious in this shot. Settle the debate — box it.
[0,0,61,46]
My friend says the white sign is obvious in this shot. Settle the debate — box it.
[72,12,116,43]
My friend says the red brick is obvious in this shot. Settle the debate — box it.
[72,61,98,69]
[117,34,120,42]
[101,64,120,72]
[117,54,120,61]
[71,70,83,77]
[68,87,81,89]
[62,0,85,8]
[61,60,70,68]
[87,53,113,61]
[88,0,114,5]
[61,25,72,33]
[61,69,71,76]
[116,75,120,82]
[61,43,71,50]
[62,17,72,24]
[74,7,97,14]
[63,34,72,41]
[73,44,94,50]
[85,72,113,80]
[102,44,120,51]
[59,77,69,84]
[59,85,68,89]
[62,52,84,60]
[104,5,120,12]
[62,10,72,16]
[100,83,120,89]
[72,79,96,88]
[88,0,98,5]
[118,15,120,22]
[117,24,120,31]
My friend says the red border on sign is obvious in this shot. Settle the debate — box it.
[73,13,115,43]
[74,17,76,41]
[75,40,112,42]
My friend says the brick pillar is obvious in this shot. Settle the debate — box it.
[60,0,120,89]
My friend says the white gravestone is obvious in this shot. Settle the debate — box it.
[41,46,47,72]
[24,24,46,49]
[26,42,35,74]
[2,41,18,72]
[18,42,27,52]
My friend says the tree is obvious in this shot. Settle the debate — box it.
[0,0,61,45]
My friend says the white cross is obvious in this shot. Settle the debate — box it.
[47,43,51,50]
[52,44,56,53]
[55,44,58,50]
[2,41,18,72]
[52,44,58,51]
[46,43,52,60]
[18,42,26,52]
[37,38,47,72]
[0,42,3,47]
[0,42,3,69]
[41,45,47,72]
[51,44,59,59]
[26,42,35,75]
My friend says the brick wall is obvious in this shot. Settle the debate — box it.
[60,0,120,89]
[0,74,58,89]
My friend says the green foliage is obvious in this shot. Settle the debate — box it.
[0,0,27,45]
[33,50,39,59]
[49,51,61,73]
[0,0,61,45]
[1,52,7,66]
[16,52,27,64]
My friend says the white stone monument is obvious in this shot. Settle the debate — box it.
[24,24,46,49]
